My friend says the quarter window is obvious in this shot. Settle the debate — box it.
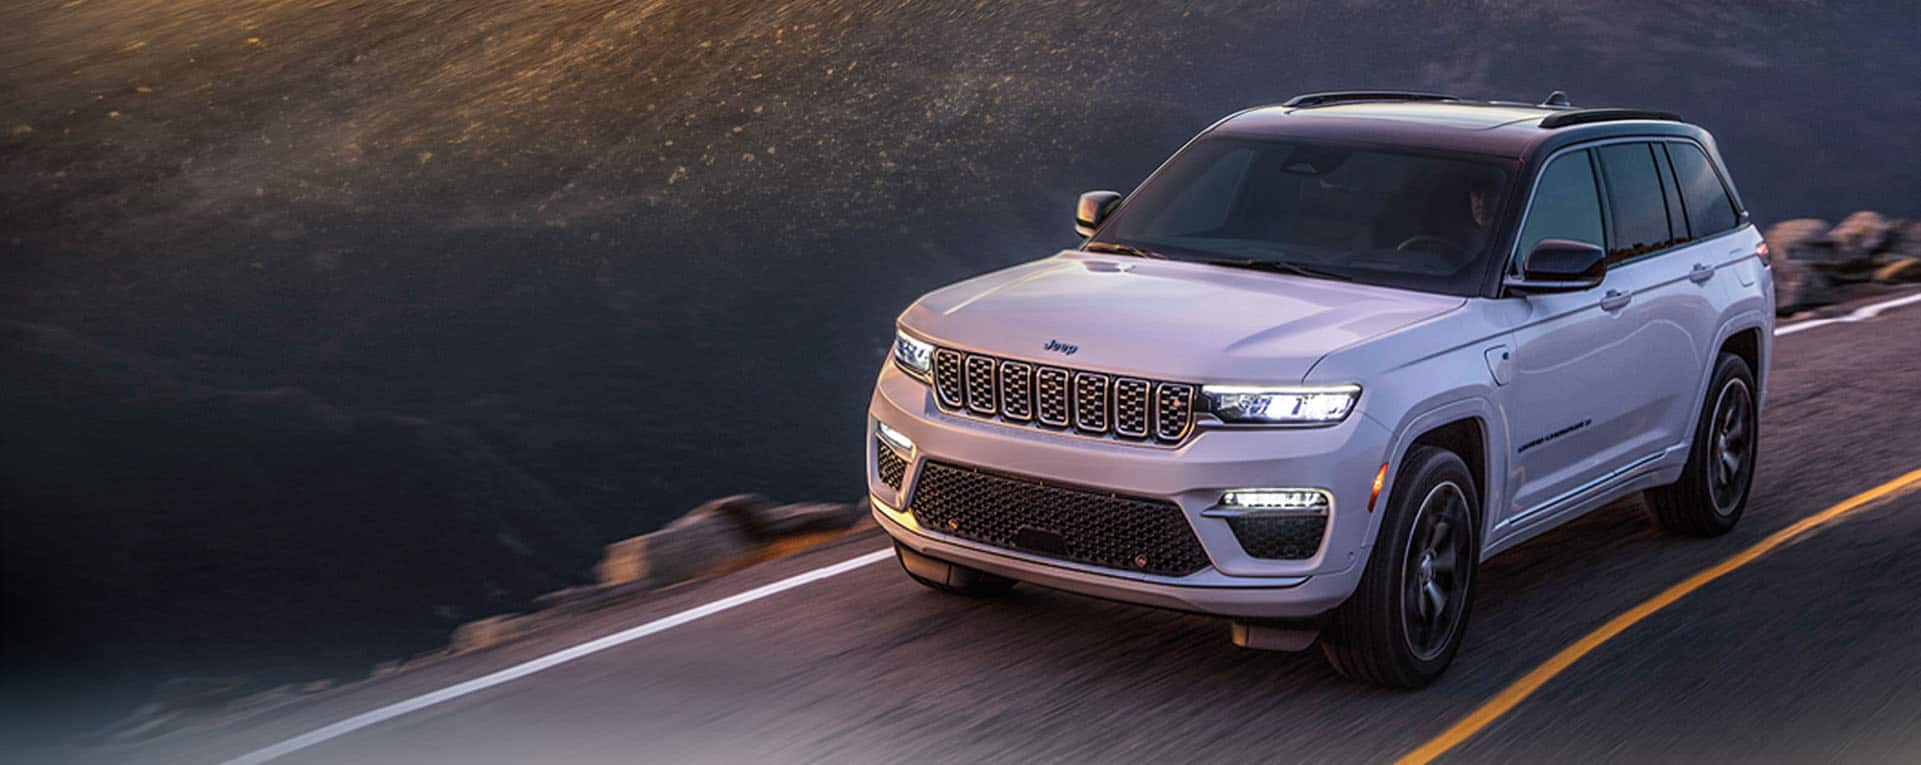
[1596,143,1678,261]
[1514,150,1604,267]
[1666,142,1741,238]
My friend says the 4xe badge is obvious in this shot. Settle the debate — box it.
[1043,339,1079,356]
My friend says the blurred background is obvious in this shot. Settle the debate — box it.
[2,0,1916,745]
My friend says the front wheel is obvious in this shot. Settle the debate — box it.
[1644,352,1757,537]
[1320,445,1480,688]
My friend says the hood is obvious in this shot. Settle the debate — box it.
[900,251,1466,384]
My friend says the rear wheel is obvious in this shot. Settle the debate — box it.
[1645,352,1757,537]
[1321,446,1479,688]
[894,543,1017,597]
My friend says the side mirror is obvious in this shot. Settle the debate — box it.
[1074,190,1123,237]
[1505,239,1606,294]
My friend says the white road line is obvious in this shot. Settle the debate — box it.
[220,548,894,765]
[222,289,1919,764]
[1774,291,1921,336]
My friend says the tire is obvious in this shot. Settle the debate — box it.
[894,543,1017,597]
[1644,352,1757,537]
[1320,446,1480,688]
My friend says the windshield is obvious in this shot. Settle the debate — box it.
[1088,137,1513,296]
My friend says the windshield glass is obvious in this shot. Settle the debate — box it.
[1088,137,1513,296]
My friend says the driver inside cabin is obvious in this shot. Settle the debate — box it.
[1413,175,1499,264]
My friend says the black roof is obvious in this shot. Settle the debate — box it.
[1208,96,1702,160]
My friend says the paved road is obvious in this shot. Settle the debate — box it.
[112,293,1921,765]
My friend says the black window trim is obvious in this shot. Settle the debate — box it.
[1506,135,1746,278]
[1657,142,1693,241]
[1662,139,1746,244]
[1506,147,1607,275]
[1594,141,1685,265]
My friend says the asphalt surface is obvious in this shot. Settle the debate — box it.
[108,293,1921,765]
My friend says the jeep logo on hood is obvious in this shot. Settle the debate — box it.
[1043,339,1079,356]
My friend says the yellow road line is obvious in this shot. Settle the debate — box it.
[1398,466,1921,765]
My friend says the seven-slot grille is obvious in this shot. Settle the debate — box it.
[909,461,1210,576]
[929,347,1195,443]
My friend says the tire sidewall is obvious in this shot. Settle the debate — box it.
[1368,447,1481,680]
[1697,354,1758,523]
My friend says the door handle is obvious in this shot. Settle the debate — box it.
[1688,263,1715,283]
[1600,290,1633,311]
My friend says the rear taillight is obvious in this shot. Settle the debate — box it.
[1756,241,1771,269]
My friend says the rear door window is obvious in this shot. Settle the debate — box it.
[1595,143,1677,262]
[1514,150,1605,268]
[1665,142,1742,238]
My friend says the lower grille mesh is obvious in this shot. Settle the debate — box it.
[1226,515,1327,560]
[909,462,1209,576]
[875,438,907,491]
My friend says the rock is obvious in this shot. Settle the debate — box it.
[1772,259,1840,315]
[688,493,779,538]
[1764,219,1845,313]
[1829,210,1891,259]
[746,502,866,538]
[1764,219,1833,264]
[1884,219,1921,260]
[530,584,602,610]
[450,614,528,653]
[595,495,769,586]
[595,536,651,586]
[1874,257,1921,284]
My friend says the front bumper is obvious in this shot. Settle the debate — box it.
[866,361,1393,619]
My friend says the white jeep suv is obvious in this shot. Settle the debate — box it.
[867,91,1772,687]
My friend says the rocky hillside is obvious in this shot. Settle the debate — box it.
[2,0,1917,741]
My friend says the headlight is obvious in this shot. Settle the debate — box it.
[892,330,934,381]
[1202,384,1360,425]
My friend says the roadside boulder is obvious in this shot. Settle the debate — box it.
[450,614,530,653]
[1764,219,1842,313]
[1766,219,1833,263]
[595,494,772,586]
[1828,210,1892,262]
[743,501,867,538]
[1884,219,1921,261]
[1874,257,1921,284]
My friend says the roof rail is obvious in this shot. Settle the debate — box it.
[1538,107,1683,128]
[1282,90,1458,108]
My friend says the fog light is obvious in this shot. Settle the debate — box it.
[876,420,915,454]
[1218,488,1331,513]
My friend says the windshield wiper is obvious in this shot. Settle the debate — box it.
[1083,241,1167,259]
[1190,257,1353,282]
